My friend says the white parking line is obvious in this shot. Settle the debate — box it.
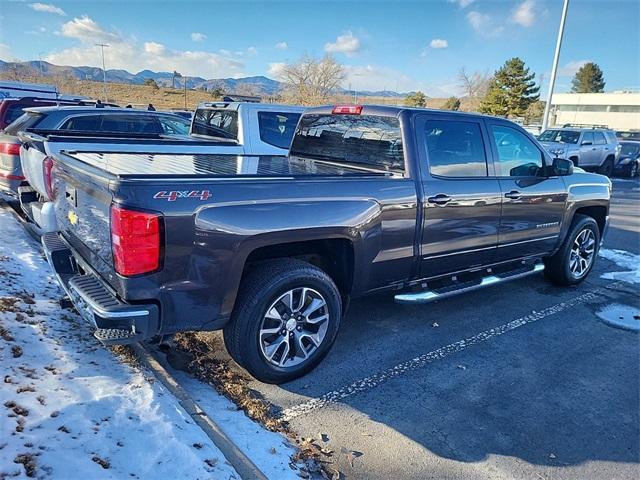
[280,285,619,422]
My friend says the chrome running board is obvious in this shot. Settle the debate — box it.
[395,263,545,305]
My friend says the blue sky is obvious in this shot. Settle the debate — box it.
[1,0,638,96]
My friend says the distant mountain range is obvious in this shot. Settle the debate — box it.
[0,59,407,98]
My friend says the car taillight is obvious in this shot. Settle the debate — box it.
[43,156,56,200]
[110,205,161,276]
[0,143,21,155]
[332,105,363,115]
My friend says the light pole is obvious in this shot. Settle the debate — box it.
[542,0,569,131]
[184,75,188,109]
[95,43,109,101]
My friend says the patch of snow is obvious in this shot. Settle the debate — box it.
[169,370,301,480]
[598,248,640,285]
[596,303,640,332]
[0,207,292,479]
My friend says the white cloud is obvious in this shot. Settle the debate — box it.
[61,15,122,43]
[267,62,286,78]
[511,0,537,27]
[29,3,66,16]
[0,43,12,59]
[429,38,448,49]
[559,59,592,76]
[219,49,232,57]
[275,41,288,50]
[191,32,207,42]
[143,42,165,55]
[324,31,361,56]
[247,46,258,56]
[448,0,475,8]
[467,11,504,37]
[46,16,245,78]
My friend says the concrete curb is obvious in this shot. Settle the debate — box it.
[131,344,268,480]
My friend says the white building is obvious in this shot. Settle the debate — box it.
[550,92,640,131]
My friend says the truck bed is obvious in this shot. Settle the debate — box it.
[60,151,393,178]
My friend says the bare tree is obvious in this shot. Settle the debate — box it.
[457,67,491,99]
[278,55,345,105]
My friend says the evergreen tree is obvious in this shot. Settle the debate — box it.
[571,62,605,93]
[479,57,539,118]
[404,91,428,107]
[442,96,461,111]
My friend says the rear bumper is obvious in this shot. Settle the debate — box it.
[42,232,159,344]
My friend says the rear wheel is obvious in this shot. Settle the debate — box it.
[223,259,342,384]
[544,214,600,286]
[599,158,614,177]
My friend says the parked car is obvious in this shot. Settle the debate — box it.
[34,105,611,383]
[190,102,305,155]
[0,97,97,194]
[616,130,640,141]
[613,141,640,177]
[13,106,191,228]
[538,127,620,176]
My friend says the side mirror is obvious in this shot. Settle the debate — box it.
[581,140,592,146]
[550,157,574,176]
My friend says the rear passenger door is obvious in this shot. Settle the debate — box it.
[487,121,567,260]
[416,114,502,278]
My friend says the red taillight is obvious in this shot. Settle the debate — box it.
[110,205,161,276]
[332,105,363,115]
[43,156,56,200]
[0,143,21,155]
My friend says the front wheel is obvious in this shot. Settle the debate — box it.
[223,259,342,384]
[544,214,600,286]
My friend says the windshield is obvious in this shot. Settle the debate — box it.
[620,143,640,156]
[538,129,580,144]
[3,112,44,135]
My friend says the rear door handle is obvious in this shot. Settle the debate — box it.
[504,190,521,200]
[427,194,452,206]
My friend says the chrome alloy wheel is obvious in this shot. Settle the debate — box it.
[258,287,330,368]
[569,228,596,278]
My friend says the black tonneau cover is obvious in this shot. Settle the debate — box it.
[61,152,393,178]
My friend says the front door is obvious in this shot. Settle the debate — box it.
[486,121,568,260]
[416,114,502,278]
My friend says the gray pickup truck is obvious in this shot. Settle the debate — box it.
[34,105,611,383]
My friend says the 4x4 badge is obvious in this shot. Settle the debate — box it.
[153,190,211,202]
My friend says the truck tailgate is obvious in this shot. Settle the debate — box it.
[53,157,115,280]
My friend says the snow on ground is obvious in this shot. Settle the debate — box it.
[599,248,640,285]
[0,207,293,479]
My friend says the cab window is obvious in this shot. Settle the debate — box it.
[423,119,487,177]
[491,125,544,177]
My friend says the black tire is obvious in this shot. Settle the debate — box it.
[544,214,600,286]
[599,158,614,177]
[569,157,579,167]
[223,259,342,384]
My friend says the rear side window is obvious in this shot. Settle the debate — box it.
[192,109,238,140]
[61,115,163,134]
[158,116,189,135]
[290,114,404,172]
[593,132,606,145]
[60,115,101,131]
[257,111,301,149]
[4,104,30,125]
[424,119,487,177]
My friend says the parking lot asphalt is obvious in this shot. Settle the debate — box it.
[218,177,640,479]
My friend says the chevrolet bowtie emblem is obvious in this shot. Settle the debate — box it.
[68,210,78,225]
